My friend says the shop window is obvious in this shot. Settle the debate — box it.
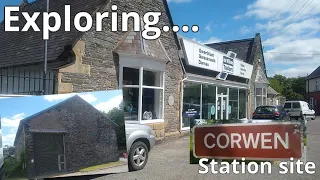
[182,83,201,129]
[229,88,239,120]
[239,89,247,119]
[122,67,164,123]
[202,84,216,120]
[217,86,228,95]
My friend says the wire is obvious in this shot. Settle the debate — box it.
[264,0,315,45]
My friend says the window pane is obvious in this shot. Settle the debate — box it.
[123,87,139,121]
[182,82,201,128]
[217,86,227,95]
[123,67,139,86]
[143,70,162,87]
[141,88,163,120]
[229,88,239,120]
[284,103,291,108]
[202,84,216,120]
[256,88,262,95]
[256,96,263,107]
[293,102,300,108]
[239,89,247,119]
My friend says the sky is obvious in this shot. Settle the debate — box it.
[0,90,123,147]
[0,0,320,77]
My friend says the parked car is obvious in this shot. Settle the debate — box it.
[284,101,315,120]
[125,123,155,171]
[252,105,290,121]
[0,95,156,172]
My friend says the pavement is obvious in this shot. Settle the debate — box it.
[56,118,320,180]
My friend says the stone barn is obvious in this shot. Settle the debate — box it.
[14,95,120,178]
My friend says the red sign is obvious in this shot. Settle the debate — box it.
[193,123,302,160]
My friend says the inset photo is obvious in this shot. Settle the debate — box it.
[0,90,128,179]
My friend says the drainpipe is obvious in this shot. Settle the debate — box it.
[43,0,50,95]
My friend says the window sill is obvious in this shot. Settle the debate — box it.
[125,119,165,124]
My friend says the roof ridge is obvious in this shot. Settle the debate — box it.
[205,38,255,45]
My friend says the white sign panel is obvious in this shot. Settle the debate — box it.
[182,38,253,79]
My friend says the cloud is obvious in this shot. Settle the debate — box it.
[2,133,16,147]
[201,36,222,44]
[235,0,320,77]
[240,26,251,35]
[205,22,212,32]
[166,0,191,3]
[2,113,25,128]
[94,95,123,113]
[1,113,26,147]
[44,93,97,103]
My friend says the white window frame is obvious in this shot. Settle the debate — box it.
[254,85,268,108]
[119,55,165,124]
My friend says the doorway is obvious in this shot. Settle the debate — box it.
[217,94,228,120]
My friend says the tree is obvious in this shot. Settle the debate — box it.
[102,101,126,149]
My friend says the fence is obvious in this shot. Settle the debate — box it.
[0,66,56,95]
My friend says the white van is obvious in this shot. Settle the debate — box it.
[283,101,315,120]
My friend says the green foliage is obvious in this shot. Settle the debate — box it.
[102,102,126,149]
[5,149,27,179]
[268,74,306,101]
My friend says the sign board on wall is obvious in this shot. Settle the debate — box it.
[181,38,253,79]
[193,123,302,160]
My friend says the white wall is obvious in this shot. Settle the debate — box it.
[306,77,320,92]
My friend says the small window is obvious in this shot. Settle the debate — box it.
[292,102,300,108]
[284,103,291,109]
[316,81,318,90]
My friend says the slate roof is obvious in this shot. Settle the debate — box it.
[13,94,119,146]
[0,0,180,68]
[0,0,109,68]
[267,86,279,95]
[307,66,320,80]
[205,38,255,64]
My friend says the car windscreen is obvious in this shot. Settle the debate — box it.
[255,106,275,114]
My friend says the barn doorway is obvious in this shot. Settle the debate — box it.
[33,133,66,176]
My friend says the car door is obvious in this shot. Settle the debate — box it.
[284,102,292,116]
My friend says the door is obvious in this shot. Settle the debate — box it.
[217,96,228,120]
[33,133,65,176]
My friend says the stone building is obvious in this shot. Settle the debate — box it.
[14,95,119,178]
[0,0,184,140]
[178,33,270,129]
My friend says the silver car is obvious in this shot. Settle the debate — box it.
[125,123,156,171]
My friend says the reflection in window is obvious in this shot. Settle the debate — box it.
[123,67,139,85]
[122,66,164,122]
[142,88,163,120]
[229,88,239,120]
[143,70,162,87]
[217,86,228,95]
[123,88,139,121]
[239,89,246,119]
[182,83,201,128]
[202,84,216,120]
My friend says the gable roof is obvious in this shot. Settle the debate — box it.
[307,66,320,80]
[0,0,180,68]
[13,94,119,146]
[205,38,255,64]
[267,86,279,95]
[205,33,268,77]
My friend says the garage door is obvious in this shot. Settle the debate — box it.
[33,133,65,176]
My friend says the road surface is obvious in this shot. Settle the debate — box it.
[54,118,320,180]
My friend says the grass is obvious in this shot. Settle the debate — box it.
[79,161,124,172]
[304,137,307,146]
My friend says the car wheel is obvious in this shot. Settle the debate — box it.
[128,141,149,171]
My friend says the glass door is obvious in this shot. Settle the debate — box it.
[217,95,228,120]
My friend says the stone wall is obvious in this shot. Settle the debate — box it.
[248,34,266,118]
[24,96,119,178]
[56,0,183,139]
